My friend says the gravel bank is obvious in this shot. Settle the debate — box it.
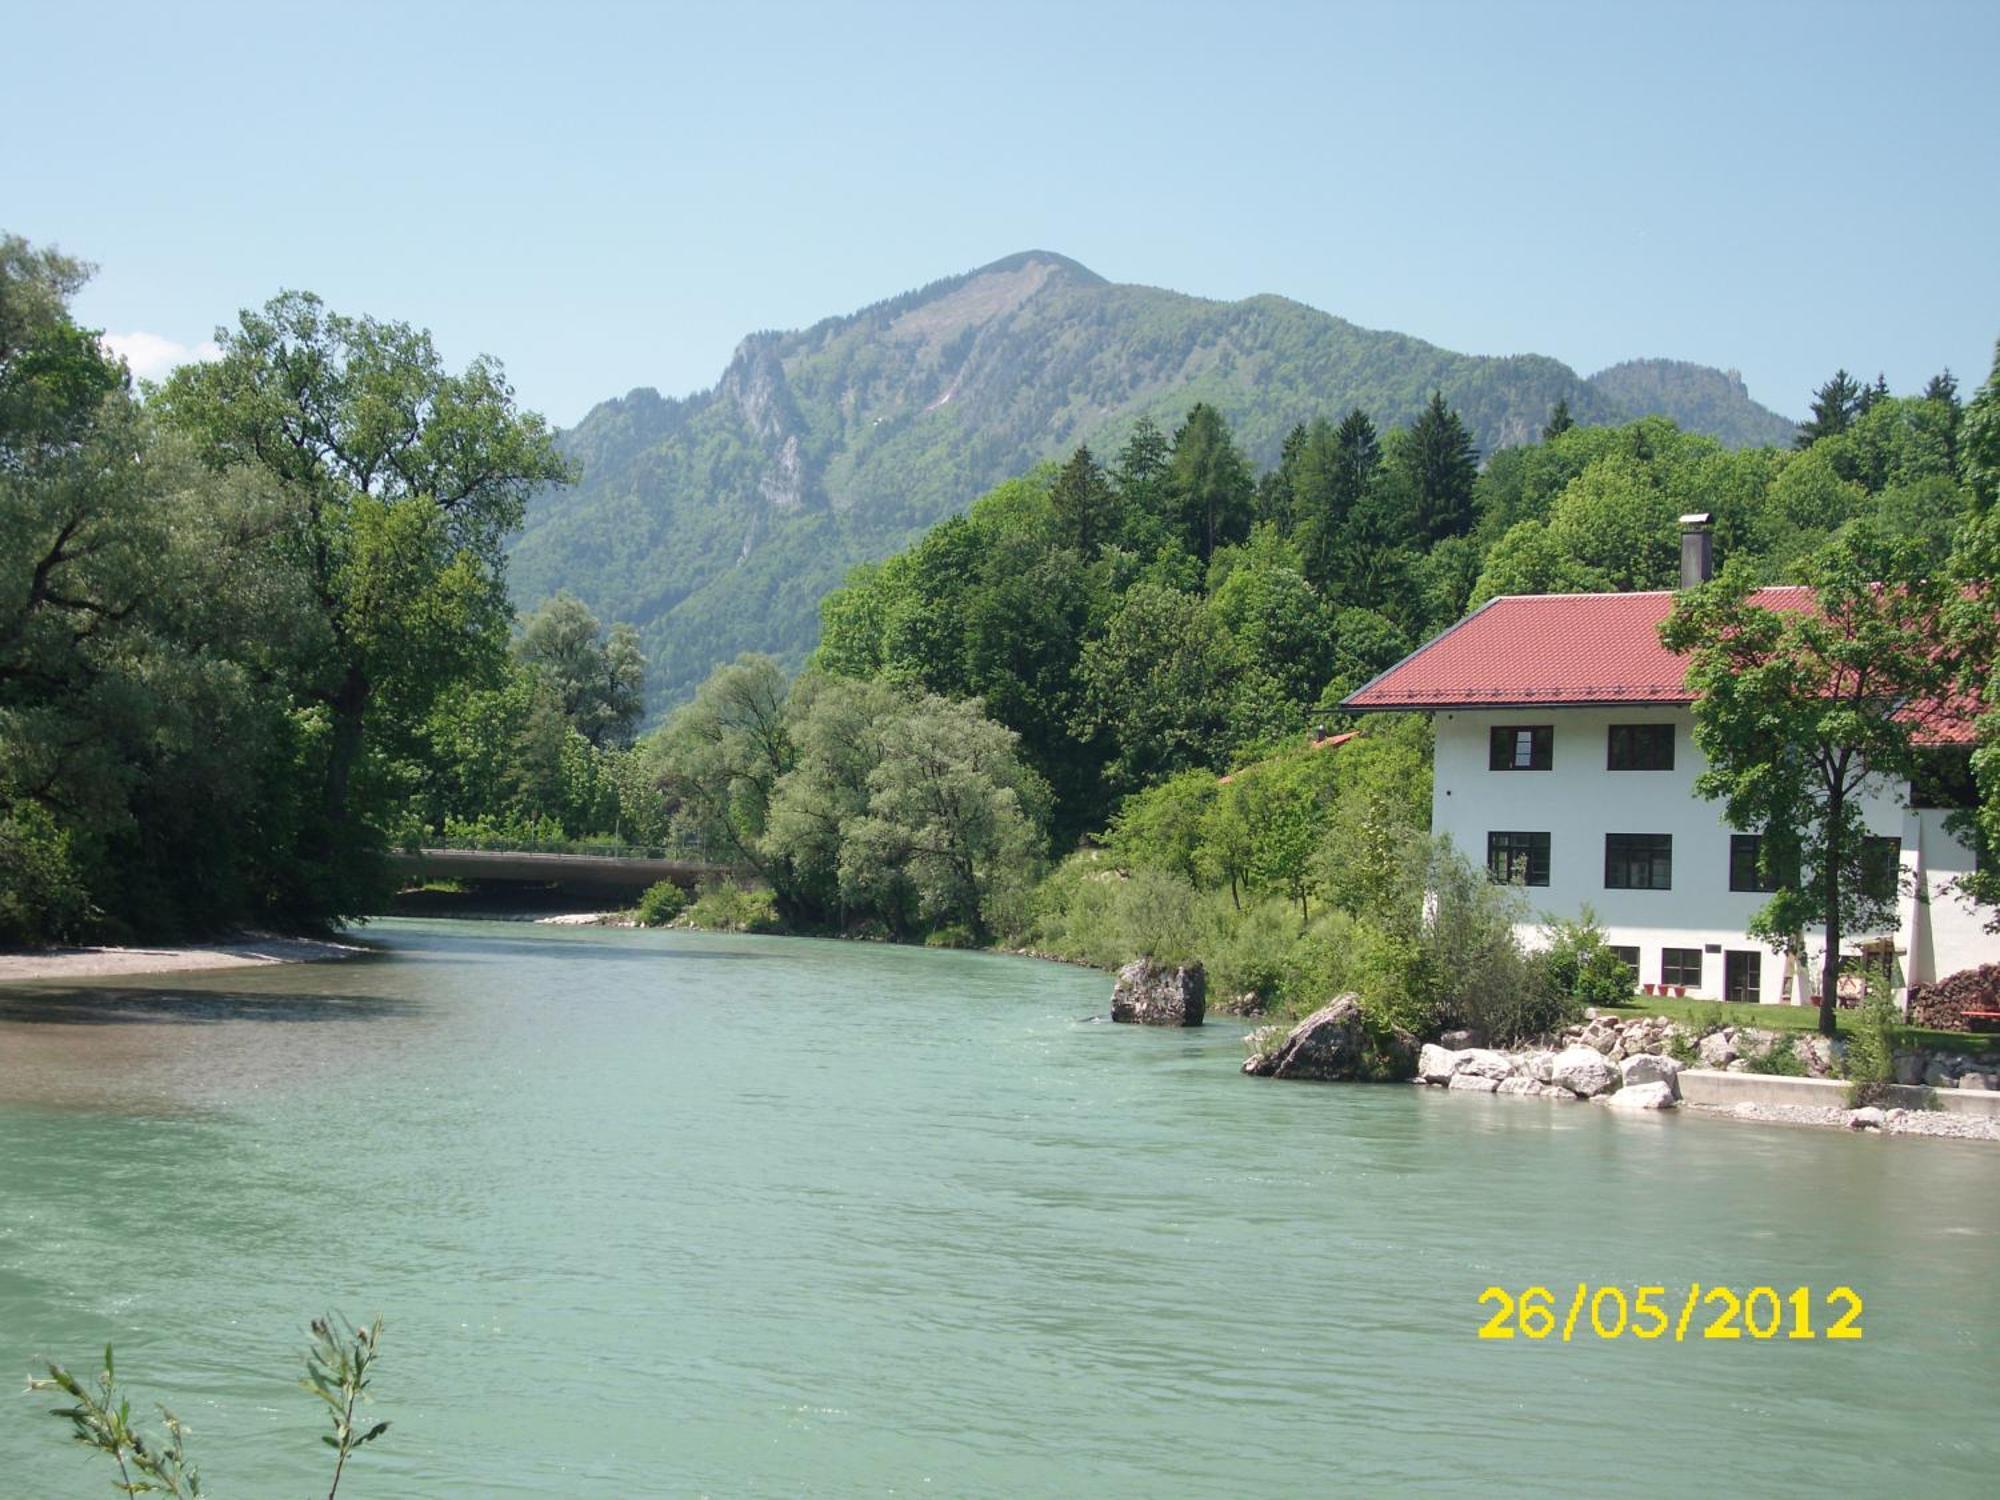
[0,933,367,983]
[1688,1100,2000,1142]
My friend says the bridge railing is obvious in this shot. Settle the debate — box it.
[404,835,729,864]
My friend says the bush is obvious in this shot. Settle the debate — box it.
[633,880,688,927]
[923,923,977,949]
[1424,843,1572,1045]
[1028,854,1207,969]
[1843,979,1906,1105]
[0,806,90,947]
[1744,1036,1808,1076]
[1537,908,1638,1007]
[682,882,778,933]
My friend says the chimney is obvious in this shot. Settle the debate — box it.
[1679,512,1714,588]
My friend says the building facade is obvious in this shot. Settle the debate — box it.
[1344,575,1994,1007]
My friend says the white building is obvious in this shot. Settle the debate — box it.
[1342,530,1994,1006]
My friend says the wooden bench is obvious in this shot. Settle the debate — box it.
[1962,1009,2000,1034]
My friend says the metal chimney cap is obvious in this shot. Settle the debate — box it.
[1678,512,1714,528]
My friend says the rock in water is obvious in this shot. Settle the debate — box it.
[1242,995,1416,1082]
[1110,959,1206,1027]
[1417,1043,1464,1083]
[1606,1081,1677,1111]
[1619,1053,1682,1094]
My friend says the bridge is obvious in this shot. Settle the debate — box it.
[389,840,739,894]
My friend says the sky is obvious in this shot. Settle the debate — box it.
[12,0,1998,427]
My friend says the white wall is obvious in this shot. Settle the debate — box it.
[1429,707,1995,1004]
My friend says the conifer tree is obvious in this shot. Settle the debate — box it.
[1167,403,1254,563]
[1542,397,1575,441]
[1402,390,1480,543]
[1796,368,1863,447]
[1048,444,1117,555]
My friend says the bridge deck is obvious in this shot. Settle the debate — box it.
[390,848,731,889]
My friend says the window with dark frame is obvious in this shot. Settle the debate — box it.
[1488,725,1553,771]
[1607,723,1674,771]
[1724,950,1761,1004]
[1729,834,1780,893]
[1486,831,1551,887]
[1609,946,1640,982]
[1604,833,1673,890]
[1661,947,1702,988]
[1859,836,1901,904]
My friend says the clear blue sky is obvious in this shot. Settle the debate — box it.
[14,0,1997,427]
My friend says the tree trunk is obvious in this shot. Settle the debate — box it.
[320,663,372,860]
[1818,786,1843,1038]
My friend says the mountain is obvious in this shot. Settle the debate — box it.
[508,251,1797,708]
[1584,358,1798,448]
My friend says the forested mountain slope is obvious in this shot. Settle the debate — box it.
[509,251,1797,705]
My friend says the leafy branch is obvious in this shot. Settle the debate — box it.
[26,1314,388,1499]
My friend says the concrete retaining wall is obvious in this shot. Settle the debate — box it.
[1677,1069,2000,1118]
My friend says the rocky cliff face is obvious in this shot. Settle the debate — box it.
[509,251,1799,709]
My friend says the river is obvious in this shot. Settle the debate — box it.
[2,918,1997,1496]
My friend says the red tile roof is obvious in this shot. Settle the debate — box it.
[1342,588,1816,710]
[1343,587,1979,745]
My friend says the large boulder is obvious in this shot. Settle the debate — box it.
[1417,1044,1464,1084]
[1697,1032,1737,1069]
[1606,1081,1677,1111]
[1447,1072,1501,1093]
[1620,1054,1682,1094]
[1456,1048,1516,1081]
[1549,1045,1618,1098]
[1111,959,1205,1027]
[1242,995,1416,1082]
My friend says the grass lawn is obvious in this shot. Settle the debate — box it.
[1596,997,1997,1055]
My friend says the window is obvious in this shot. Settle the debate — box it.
[1487,831,1551,887]
[1607,723,1674,771]
[1609,945,1640,982]
[1859,836,1901,904]
[1661,947,1703,989]
[1729,834,1780,893]
[1911,748,1976,810]
[1489,725,1552,771]
[1724,950,1761,1004]
[1605,833,1673,890]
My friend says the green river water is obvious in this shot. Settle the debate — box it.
[2,918,1997,1496]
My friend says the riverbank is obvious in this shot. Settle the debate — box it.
[0,933,369,983]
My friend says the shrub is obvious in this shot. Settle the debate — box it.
[1028,855,1207,969]
[682,882,778,933]
[0,806,90,947]
[924,923,977,949]
[1744,1036,1808,1076]
[1843,979,1906,1105]
[1425,843,1572,1045]
[1537,908,1638,1008]
[633,880,688,927]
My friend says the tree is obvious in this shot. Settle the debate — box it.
[839,693,1046,940]
[1661,528,1967,1035]
[515,591,646,747]
[1294,409,1379,590]
[649,653,793,883]
[160,292,569,906]
[1962,339,2000,512]
[1399,390,1480,544]
[1047,444,1118,556]
[1075,582,1241,790]
[1542,397,1575,441]
[1167,402,1254,563]
[1796,368,1863,448]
